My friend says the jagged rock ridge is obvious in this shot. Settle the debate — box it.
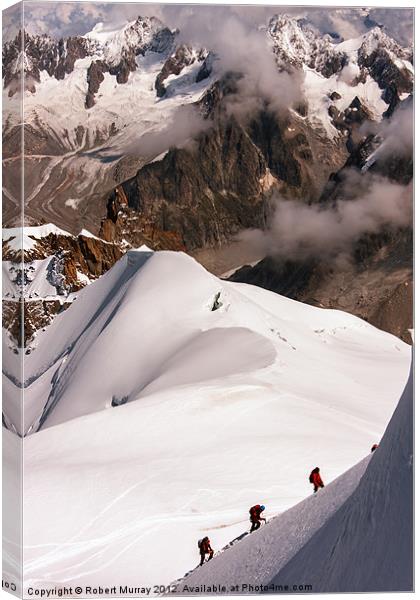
[3,226,123,347]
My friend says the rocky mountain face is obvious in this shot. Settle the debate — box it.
[3,227,123,347]
[3,30,90,92]
[2,12,413,344]
[98,74,350,251]
[357,28,413,117]
[228,100,413,343]
[98,114,348,251]
[268,18,412,117]
[154,45,209,98]
[268,15,348,78]
[99,112,268,250]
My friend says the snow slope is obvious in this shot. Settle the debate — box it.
[6,249,409,593]
[179,361,413,593]
[177,456,372,594]
[302,66,386,137]
[8,248,410,432]
[18,49,212,155]
[269,360,413,592]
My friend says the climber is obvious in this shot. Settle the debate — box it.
[371,443,379,452]
[249,504,266,532]
[309,467,324,493]
[198,536,214,566]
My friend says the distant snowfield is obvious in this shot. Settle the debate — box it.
[8,49,212,156]
[2,249,410,594]
[302,66,386,137]
[3,48,215,214]
[3,22,408,217]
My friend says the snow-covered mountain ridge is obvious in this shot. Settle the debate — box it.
[3,247,410,432]
[268,15,348,77]
[85,16,173,66]
[267,16,412,134]
[4,14,412,106]
[269,16,412,77]
[3,17,176,99]
[2,247,410,591]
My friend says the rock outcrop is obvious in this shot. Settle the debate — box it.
[99,105,349,252]
[2,227,123,347]
[155,45,200,97]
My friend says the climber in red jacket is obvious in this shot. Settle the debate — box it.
[198,536,214,566]
[249,504,266,532]
[309,467,324,493]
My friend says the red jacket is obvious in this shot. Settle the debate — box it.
[249,505,264,521]
[310,471,324,487]
[199,538,212,553]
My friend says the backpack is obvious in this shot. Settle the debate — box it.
[309,472,314,483]
[249,505,260,517]
[198,539,203,549]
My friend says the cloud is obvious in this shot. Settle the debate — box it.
[2,3,22,42]
[239,176,412,261]
[6,2,159,40]
[162,6,301,117]
[121,104,210,158]
[376,101,413,160]
[304,8,370,40]
[296,7,413,45]
[361,100,413,161]
[339,62,360,85]
[369,8,414,46]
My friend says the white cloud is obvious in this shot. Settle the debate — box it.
[239,175,412,261]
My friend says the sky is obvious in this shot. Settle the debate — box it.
[2,3,414,47]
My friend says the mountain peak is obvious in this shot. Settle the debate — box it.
[268,14,346,78]
[84,14,173,66]
[359,25,411,60]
